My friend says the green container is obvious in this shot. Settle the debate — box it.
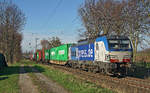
[50,47,57,60]
[36,52,39,61]
[33,54,35,59]
[50,44,72,61]
[45,49,50,60]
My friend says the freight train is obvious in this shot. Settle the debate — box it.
[30,35,133,76]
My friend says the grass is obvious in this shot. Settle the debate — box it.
[136,51,150,62]
[20,59,37,65]
[22,60,115,93]
[23,61,49,93]
[27,72,52,93]
[134,62,150,68]
[32,63,115,93]
[127,62,150,79]
[0,63,20,93]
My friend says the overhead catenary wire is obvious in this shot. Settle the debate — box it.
[39,0,81,43]
[41,0,63,33]
[61,16,80,35]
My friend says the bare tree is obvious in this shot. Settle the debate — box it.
[41,39,50,49]
[48,37,62,48]
[40,36,62,49]
[78,0,150,62]
[78,0,127,39]
[14,33,23,61]
[0,1,25,63]
[123,0,150,61]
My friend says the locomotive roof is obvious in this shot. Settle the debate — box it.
[77,35,129,46]
[77,38,95,46]
[107,35,129,40]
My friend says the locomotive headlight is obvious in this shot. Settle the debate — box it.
[109,55,119,62]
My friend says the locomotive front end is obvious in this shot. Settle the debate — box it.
[108,38,133,63]
[107,36,133,75]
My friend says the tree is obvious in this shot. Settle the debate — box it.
[0,1,26,63]
[40,36,62,49]
[49,37,62,48]
[78,0,150,61]
[40,39,50,49]
[78,0,126,39]
[14,33,23,61]
[123,0,150,61]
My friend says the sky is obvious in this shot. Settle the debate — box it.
[11,0,84,52]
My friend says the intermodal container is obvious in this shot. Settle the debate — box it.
[36,52,39,61]
[50,44,72,61]
[42,48,45,61]
[45,49,50,61]
[36,50,42,61]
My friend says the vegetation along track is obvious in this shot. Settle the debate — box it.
[49,64,150,93]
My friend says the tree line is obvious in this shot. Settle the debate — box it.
[40,36,62,49]
[0,1,25,63]
[78,0,150,61]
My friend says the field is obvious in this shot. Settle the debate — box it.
[33,64,114,93]
[1,59,150,93]
[136,49,150,62]
[0,63,20,93]
[0,60,115,93]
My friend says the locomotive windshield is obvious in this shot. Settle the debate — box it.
[108,39,131,49]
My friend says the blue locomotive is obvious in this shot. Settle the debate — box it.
[69,35,133,75]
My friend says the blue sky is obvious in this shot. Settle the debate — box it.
[12,0,84,52]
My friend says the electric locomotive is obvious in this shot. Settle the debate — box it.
[69,35,133,75]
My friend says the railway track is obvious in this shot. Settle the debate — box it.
[50,64,150,93]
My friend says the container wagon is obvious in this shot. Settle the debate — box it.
[50,44,72,65]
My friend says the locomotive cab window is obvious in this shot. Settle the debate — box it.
[108,39,131,49]
[120,40,131,49]
[108,40,119,49]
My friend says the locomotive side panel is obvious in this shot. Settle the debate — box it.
[78,43,95,61]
